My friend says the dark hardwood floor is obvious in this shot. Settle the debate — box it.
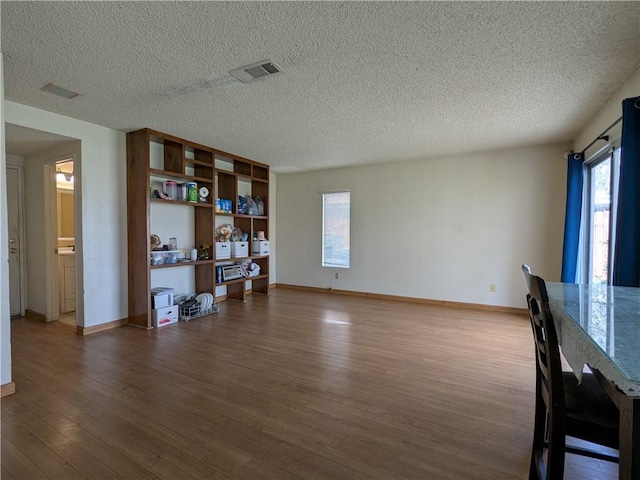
[1,288,617,479]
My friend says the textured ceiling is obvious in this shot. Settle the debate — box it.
[5,124,77,157]
[2,1,639,172]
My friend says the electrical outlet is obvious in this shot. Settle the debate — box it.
[335,272,340,280]
[490,284,496,293]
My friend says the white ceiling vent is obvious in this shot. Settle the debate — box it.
[229,60,282,83]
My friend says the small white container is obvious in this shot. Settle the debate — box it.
[252,241,270,256]
[230,242,249,258]
[152,305,178,328]
[215,242,231,260]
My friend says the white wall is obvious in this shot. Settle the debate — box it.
[276,143,569,308]
[574,67,640,156]
[6,101,127,328]
[1,58,13,386]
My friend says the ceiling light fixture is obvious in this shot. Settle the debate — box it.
[229,59,283,83]
[56,169,74,182]
[41,83,80,99]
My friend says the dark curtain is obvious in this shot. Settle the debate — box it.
[561,152,584,283]
[613,96,640,287]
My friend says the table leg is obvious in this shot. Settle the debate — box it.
[618,396,640,480]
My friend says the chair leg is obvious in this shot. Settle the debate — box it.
[529,386,547,479]
[545,412,566,480]
[529,450,539,480]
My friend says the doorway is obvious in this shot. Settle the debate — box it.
[5,122,82,329]
[54,159,76,327]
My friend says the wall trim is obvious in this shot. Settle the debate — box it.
[1,382,16,397]
[76,317,129,336]
[276,284,527,316]
[25,309,46,321]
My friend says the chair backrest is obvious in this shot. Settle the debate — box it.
[521,264,566,411]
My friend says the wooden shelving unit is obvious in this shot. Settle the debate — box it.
[127,128,270,329]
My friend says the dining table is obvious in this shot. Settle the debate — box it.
[546,281,640,480]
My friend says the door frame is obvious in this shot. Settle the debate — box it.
[6,165,26,317]
[43,155,76,322]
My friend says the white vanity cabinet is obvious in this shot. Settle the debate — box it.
[58,254,76,313]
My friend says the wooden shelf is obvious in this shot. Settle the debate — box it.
[149,168,213,183]
[150,198,214,208]
[150,259,214,269]
[233,214,268,220]
[216,273,269,287]
[188,158,213,167]
[214,255,269,264]
[127,128,269,329]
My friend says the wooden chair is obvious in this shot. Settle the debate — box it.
[521,264,619,480]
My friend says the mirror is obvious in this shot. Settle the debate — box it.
[57,190,74,239]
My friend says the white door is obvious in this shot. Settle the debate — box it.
[7,167,24,316]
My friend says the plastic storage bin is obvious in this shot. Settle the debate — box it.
[150,250,179,265]
[252,241,270,256]
[215,242,231,259]
[151,287,174,308]
[230,242,248,258]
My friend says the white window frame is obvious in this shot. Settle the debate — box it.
[581,145,621,285]
[321,191,350,268]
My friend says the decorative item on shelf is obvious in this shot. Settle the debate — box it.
[240,261,261,278]
[186,182,198,203]
[198,186,210,203]
[190,248,198,262]
[198,244,210,260]
[168,237,178,251]
[164,180,177,200]
[231,227,243,241]
[237,195,247,214]
[177,183,187,201]
[216,224,233,242]
[254,196,265,215]
[150,234,162,251]
[216,198,232,214]
[246,196,258,215]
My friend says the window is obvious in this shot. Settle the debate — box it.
[584,148,621,285]
[322,192,350,268]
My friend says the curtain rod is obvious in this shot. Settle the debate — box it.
[580,116,622,153]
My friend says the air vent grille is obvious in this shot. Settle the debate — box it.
[229,60,282,83]
[41,83,80,99]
